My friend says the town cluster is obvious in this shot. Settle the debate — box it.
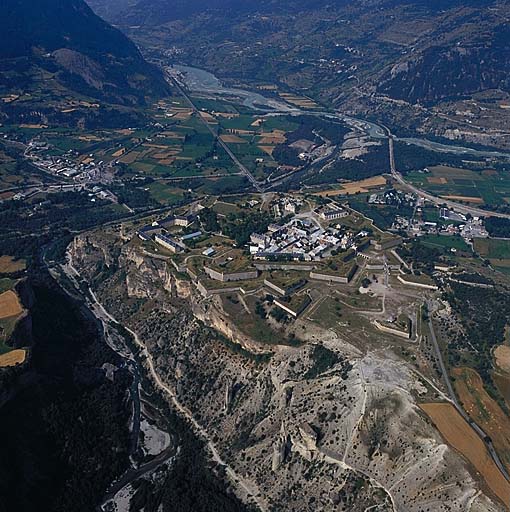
[393,208,489,241]
[25,140,108,182]
[249,205,369,261]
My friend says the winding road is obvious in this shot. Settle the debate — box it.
[60,260,266,511]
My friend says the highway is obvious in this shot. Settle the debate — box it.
[165,64,510,210]
[388,136,510,219]
[426,301,510,483]
[164,68,264,193]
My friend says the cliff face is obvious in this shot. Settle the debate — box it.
[68,229,504,512]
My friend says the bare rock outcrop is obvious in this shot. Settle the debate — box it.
[68,230,505,512]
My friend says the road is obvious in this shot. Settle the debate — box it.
[92,285,266,510]
[164,68,264,193]
[100,445,178,508]
[388,136,510,219]
[426,301,510,482]
[56,251,267,511]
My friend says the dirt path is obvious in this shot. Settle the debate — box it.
[81,277,267,511]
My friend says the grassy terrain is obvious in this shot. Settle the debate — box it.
[474,238,510,260]
[348,195,414,230]
[145,181,185,205]
[309,297,345,329]
[0,278,15,293]
[221,294,295,346]
[407,166,510,206]
[421,235,472,252]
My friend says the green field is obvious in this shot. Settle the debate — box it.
[474,238,510,259]
[348,195,414,230]
[309,297,344,329]
[145,181,185,205]
[407,166,510,206]
[0,148,44,189]
[0,150,23,188]
[421,235,472,252]
[212,201,242,215]
[0,278,15,294]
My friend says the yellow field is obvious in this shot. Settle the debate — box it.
[220,134,247,144]
[495,345,510,373]
[0,256,26,274]
[78,135,102,142]
[199,111,218,123]
[314,176,387,196]
[258,145,275,156]
[427,176,447,184]
[0,349,26,367]
[119,151,140,164]
[441,195,484,204]
[259,135,286,145]
[421,402,510,506]
[153,151,179,160]
[279,93,319,109]
[160,131,185,139]
[173,111,192,120]
[0,290,23,319]
[452,367,510,473]
[143,143,171,150]
[429,165,479,178]
[112,148,126,158]
[19,124,47,129]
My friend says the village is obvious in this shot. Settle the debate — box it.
[130,193,447,345]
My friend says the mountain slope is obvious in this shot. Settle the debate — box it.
[98,0,510,147]
[378,21,510,104]
[107,0,507,105]
[0,0,169,106]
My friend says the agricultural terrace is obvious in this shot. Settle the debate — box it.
[214,112,300,180]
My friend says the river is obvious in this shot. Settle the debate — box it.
[172,64,510,160]
[173,65,298,112]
